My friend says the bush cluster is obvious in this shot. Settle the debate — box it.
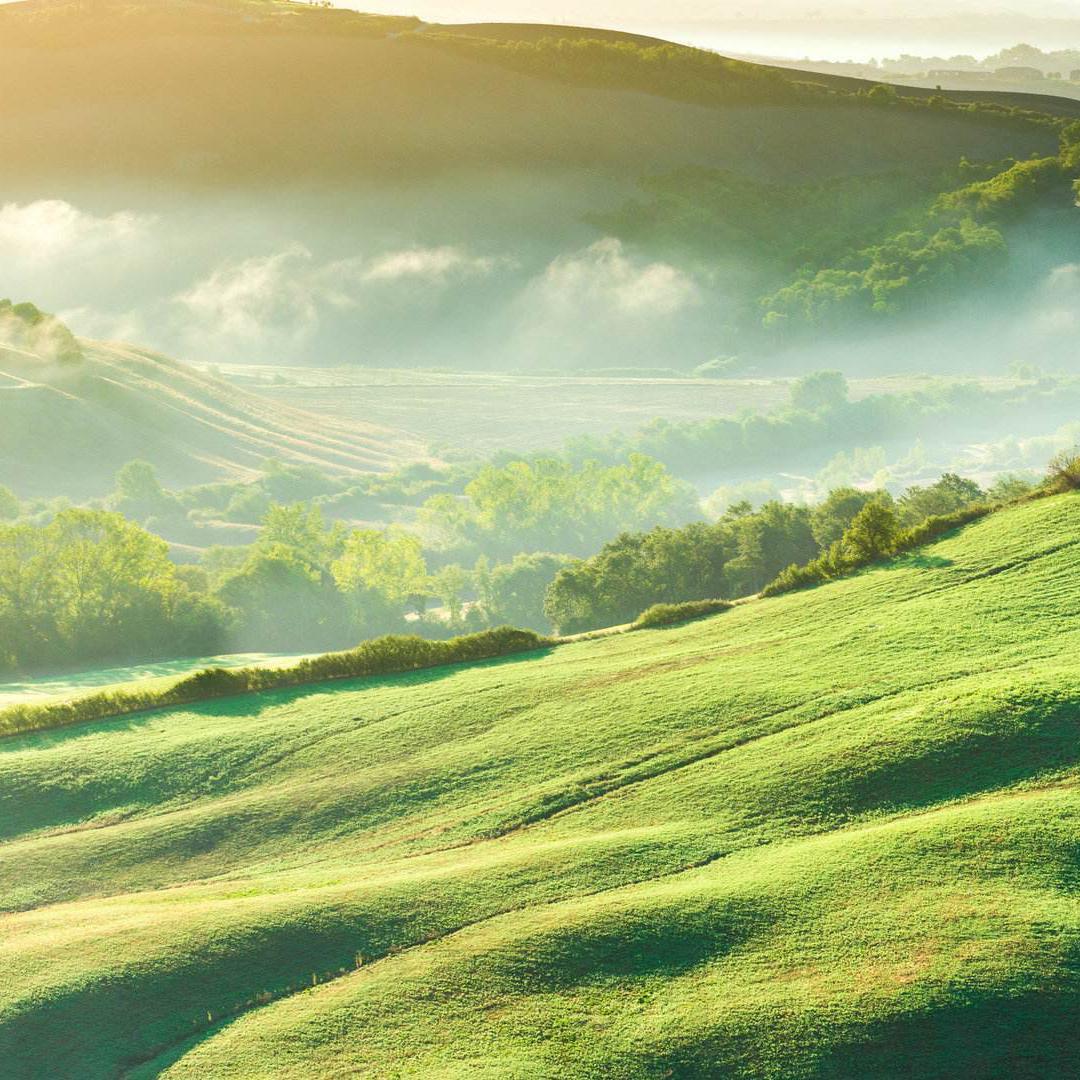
[631,599,733,630]
[0,626,550,739]
[762,503,993,597]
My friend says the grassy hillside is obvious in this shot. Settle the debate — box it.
[0,0,1061,190]
[3,492,1080,1077]
[0,332,423,498]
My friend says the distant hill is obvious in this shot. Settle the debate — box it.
[0,315,423,499]
[2,1,1078,375]
[0,0,1066,189]
[3,490,1080,1076]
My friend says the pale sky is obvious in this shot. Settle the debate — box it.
[352,1,1080,60]
[360,1,1080,22]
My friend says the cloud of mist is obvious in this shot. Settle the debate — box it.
[175,245,322,348]
[535,238,699,319]
[7,201,709,368]
[169,243,505,356]
[1031,263,1080,336]
[9,193,1076,376]
[0,200,151,264]
[361,246,499,284]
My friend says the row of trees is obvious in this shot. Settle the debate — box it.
[0,501,575,674]
[543,472,1005,634]
[564,371,1080,481]
[1,441,1058,672]
[760,123,1080,334]
[409,34,796,108]
[418,453,700,559]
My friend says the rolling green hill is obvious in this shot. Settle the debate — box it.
[3,491,1080,1077]
[0,328,423,499]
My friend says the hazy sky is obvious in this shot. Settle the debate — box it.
[361,1,1080,22]
[356,1,1080,59]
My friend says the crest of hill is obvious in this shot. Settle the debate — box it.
[0,1,1070,190]
[2,491,1080,1077]
[0,319,424,499]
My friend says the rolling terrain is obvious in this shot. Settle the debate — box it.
[2,491,1079,1077]
[0,1,1063,191]
[3,0,1080,376]
[0,336,422,499]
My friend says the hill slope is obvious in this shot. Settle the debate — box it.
[0,336,423,498]
[2,492,1080,1077]
[4,1,1078,374]
[0,0,1062,190]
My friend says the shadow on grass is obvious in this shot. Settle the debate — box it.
[648,987,1080,1080]
[815,987,1080,1080]
[886,553,955,570]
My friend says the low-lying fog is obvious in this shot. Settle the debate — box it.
[4,182,1080,378]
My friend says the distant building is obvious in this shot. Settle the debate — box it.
[1070,69,1080,82]
[994,66,1045,81]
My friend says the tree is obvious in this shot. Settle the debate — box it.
[217,544,347,652]
[726,502,817,595]
[420,453,699,558]
[1047,448,1080,492]
[431,564,470,624]
[789,370,849,413]
[866,82,898,102]
[112,460,180,523]
[841,499,901,563]
[811,487,882,548]
[0,510,226,672]
[545,522,733,635]
[259,502,344,567]
[898,473,984,525]
[0,485,19,521]
[987,473,1037,503]
[332,529,429,605]
[483,552,573,632]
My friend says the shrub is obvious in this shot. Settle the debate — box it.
[898,504,991,548]
[631,599,732,630]
[1046,448,1080,492]
[761,561,830,597]
[0,626,551,739]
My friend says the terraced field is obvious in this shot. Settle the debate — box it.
[3,492,1079,1077]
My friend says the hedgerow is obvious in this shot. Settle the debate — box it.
[762,504,994,597]
[0,626,550,739]
[631,599,733,630]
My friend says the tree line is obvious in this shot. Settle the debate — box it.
[543,470,1027,634]
[0,432,1062,674]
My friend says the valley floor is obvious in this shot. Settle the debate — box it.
[212,367,1020,457]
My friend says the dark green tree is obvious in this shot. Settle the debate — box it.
[841,499,902,563]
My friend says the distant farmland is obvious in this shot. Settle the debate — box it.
[211,366,1024,456]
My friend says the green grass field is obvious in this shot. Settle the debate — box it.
[3,492,1080,1078]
